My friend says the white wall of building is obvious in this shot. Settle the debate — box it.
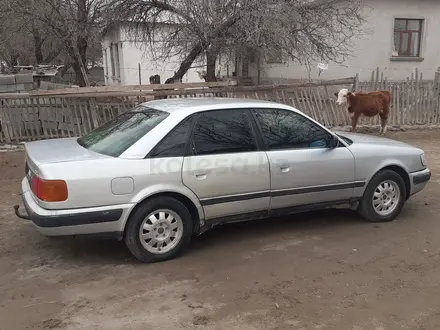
[102,0,440,85]
[252,0,440,82]
[101,25,207,86]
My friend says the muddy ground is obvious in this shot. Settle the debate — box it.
[1,130,440,330]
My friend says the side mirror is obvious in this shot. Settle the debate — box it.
[327,134,339,148]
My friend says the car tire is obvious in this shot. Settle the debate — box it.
[358,169,406,223]
[124,197,194,263]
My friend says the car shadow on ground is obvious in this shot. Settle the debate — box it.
[35,208,370,265]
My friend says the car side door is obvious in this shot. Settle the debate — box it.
[250,108,358,213]
[181,109,271,221]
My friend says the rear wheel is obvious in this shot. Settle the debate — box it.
[358,169,406,222]
[124,197,194,263]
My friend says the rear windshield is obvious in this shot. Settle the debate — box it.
[77,106,169,157]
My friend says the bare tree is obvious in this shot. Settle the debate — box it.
[3,0,106,86]
[111,0,367,83]
[0,0,67,68]
[110,0,241,82]
[0,0,33,67]
[233,0,368,74]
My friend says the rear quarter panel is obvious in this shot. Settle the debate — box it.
[37,157,202,216]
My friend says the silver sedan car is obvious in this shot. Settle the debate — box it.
[14,98,431,263]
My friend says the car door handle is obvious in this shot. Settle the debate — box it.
[194,172,208,180]
[278,164,291,173]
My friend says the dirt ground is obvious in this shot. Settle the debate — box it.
[1,130,440,330]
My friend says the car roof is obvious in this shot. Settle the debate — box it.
[139,97,294,115]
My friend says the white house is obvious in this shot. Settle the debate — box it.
[101,23,210,86]
[252,0,440,83]
[101,0,440,86]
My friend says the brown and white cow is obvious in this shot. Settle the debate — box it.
[334,89,392,135]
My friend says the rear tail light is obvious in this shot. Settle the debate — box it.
[31,175,68,202]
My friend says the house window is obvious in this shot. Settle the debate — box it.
[393,18,423,57]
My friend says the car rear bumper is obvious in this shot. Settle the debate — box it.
[409,168,431,196]
[14,178,132,239]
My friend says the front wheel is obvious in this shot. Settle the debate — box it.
[358,169,406,222]
[124,197,194,263]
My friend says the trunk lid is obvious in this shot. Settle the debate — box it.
[25,137,111,167]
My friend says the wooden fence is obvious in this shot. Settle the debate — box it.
[356,67,440,127]
[0,78,356,143]
[1,69,440,143]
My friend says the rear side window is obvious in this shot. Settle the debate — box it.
[189,109,257,156]
[77,106,169,157]
[148,116,194,158]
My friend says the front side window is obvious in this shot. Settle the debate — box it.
[77,106,169,157]
[190,109,257,156]
[252,108,329,150]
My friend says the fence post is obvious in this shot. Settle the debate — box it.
[415,68,420,124]
[434,70,440,124]
[351,74,359,92]
[0,100,11,143]
[88,98,100,129]
[375,67,380,90]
